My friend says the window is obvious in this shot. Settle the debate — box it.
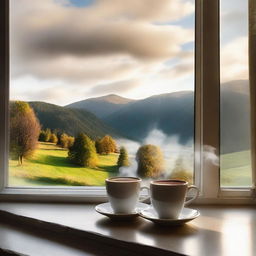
[0,0,255,202]
[8,0,195,188]
[220,0,252,188]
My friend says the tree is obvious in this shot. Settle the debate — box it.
[68,133,98,167]
[59,133,74,148]
[49,133,58,144]
[97,135,117,154]
[169,156,193,184]
[59,133,68,148]
[10,101,40,165]
[39,130,47,142]
[45,128,52,142]
[136,144,164,178]
[95,139,101,154]
[66,136,75,148]
[117,146,130,167]
[57,132,62,146]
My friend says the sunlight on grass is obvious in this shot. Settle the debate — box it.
[9,143,252,187]
[9,142,119,186]
[221,150,252,187]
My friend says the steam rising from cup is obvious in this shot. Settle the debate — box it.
[117,128,219,183]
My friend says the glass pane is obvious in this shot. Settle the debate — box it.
[9,0,195,187]
[220,0,252,187]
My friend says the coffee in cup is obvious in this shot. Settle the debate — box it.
[106,177,149,214]
[150,179,199,219]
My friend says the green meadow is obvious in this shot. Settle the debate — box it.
[9,142,252,187]
[220,150,252,187]
[9,142,119,186]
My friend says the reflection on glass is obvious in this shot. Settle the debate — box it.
[9,0,195,187]
[220,0,252,187]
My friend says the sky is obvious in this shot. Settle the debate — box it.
[10,0,248,106]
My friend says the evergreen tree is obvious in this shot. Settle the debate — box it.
[68,133,98,167]
[136,144,164,178]
[117,146,130,167]
[10,101,40,165]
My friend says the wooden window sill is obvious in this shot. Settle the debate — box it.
[0,203,255,256]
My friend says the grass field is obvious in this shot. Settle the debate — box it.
[9,142,119,186]
[220,150,252,187]
[9,142,252,187]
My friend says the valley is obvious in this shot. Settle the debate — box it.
[9,79,252,187]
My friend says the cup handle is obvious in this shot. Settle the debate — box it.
[139,186,150,203]
[184,185,199,206]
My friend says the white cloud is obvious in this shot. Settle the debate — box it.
[220,37,248,82]
[10,0,195,103]
[220,0,248,45]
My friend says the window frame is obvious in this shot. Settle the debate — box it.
[0,0,255,203]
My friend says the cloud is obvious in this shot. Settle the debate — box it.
[220,37,248,82]
[160,63,193,79]
[89,79,142,95]
[221,0,247,44]
[20,23,192,61]
[11,0,193,80]
[12,55,142,84]
[9,76,78,105]
[219,1,248,83]
[93,0,194,23]
[10,0,196,104]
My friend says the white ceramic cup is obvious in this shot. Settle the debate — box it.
[150,179,199,219]
[106,177,149,214]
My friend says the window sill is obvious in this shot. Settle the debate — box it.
[0,202,255,256]
[0,187,255,204]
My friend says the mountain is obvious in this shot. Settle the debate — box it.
[29,79,250,154]
[29,102,120,139]
[221,80,250,154]
[221,80,249,95]
[66,94,136,118]
[102,81,250,154]
[104,91,194,145]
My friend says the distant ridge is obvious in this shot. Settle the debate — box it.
[66,94,136,118]
[86,94,135,104]
[104,91,194,145]
[27,80,250,153]
[29,101,120,139]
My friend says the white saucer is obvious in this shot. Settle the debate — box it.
[139,207,200,225]
[95,202,150,220]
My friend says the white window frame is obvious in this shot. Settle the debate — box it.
[0,0,255,203]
